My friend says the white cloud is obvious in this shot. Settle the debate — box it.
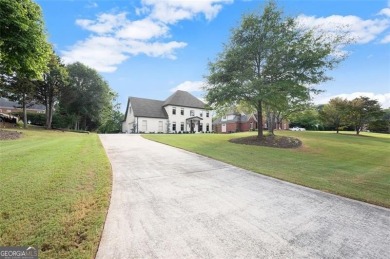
[61,36,127,72]
[380,34,390,43]
[76,13,127,34]
[86,2,98,9]
[297,14,390,44]
[170,81,206,92]
[142,0,232,24]
[313,92,390,108]
[379,7,390,17]
[123,40,187,59]
[63,1,232,72]
[116,18,169,40]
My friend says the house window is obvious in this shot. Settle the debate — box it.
[172,107,176,115]
[158,121,163,132]
[181,108,184,115]
[142,120,147,132]
[206,111,209,118]
[172,122,176,132]
[180,122,184,131]
[206,123,210,132]
[199,123,203,132]
[190,110,194,116]
[200,111,203,117]
[222,116,227,121]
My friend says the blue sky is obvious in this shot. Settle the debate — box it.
[36,0,390,111]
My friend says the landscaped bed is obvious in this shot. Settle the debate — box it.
[0,129,22,140]
[144,131,390,208]
[229,134,302,148]
[0,129,112,258]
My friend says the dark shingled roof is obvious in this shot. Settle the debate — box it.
[123,91,206,121]
[0,97,45,110]
[129,97,168,119]
[163,90,205,108]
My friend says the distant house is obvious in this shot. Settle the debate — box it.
[0,97,45,114]
[122,90,212,133]
[213,111,289,133]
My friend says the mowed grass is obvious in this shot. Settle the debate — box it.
[144,131,390,208]
[0,129,111,258]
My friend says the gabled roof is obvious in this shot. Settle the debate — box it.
[163,90,205,109]
[129,97,168,119]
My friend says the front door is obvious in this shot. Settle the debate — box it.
[222,123,226,133]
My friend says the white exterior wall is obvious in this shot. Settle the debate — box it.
[164,105,213,132]
[138,117,168,133]
[122,105,135,133]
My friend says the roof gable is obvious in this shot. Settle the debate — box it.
[130,97,168,119]
[163,90,205,109]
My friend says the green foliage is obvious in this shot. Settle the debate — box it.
[11,112,45,126]
[346,96,383,135]
[144,131,390,208]
[60,62,115,131]
[98,109,123,133]
[368,108,390,133]
[35,52,69,129]
[205,1,348,138]
[0,75,37,128]
[319,97,349,133]
[0,0,51,79]
[288,108,321,130]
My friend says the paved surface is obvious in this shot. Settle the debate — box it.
[96,134,390,259]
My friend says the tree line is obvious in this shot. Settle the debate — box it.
[289,97,389,134]
[0,0,122,132]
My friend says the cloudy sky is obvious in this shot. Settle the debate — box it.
[37,0,390,110]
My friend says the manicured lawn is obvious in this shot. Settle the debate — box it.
[0,129,111,258]
[144,131,390,208]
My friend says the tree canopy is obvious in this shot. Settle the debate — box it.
[60,62,115,131]
[319,97,349,133]
[205,1,348,138]
[35,53,69,129]
[0,0,51,79]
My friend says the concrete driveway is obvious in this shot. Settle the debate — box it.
[96,134,390,259]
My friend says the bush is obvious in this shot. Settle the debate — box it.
[11,112,45,126]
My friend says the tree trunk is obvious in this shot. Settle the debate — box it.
[268,112,275,135]
[257,100,263,139]
[45,97,50,129]
[22,94,27,129]
[46,95,53,129]
[356,126,360,135]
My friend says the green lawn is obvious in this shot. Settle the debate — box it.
[144,131,390,208]
[0,129,111,258]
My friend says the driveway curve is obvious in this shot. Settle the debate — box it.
[97,134,390,259]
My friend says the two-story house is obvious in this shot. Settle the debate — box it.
[122,90,212,133]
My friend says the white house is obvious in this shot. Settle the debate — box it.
[122,90,212,133]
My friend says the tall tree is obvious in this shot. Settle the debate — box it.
[288,108,321,130]
[205,1,347,138]
[346,96,383,135]
[319,97,348,133]
[35,53,68,129]
[60,62,114,131]
[0,0,51,79]
[0,74,36,128]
